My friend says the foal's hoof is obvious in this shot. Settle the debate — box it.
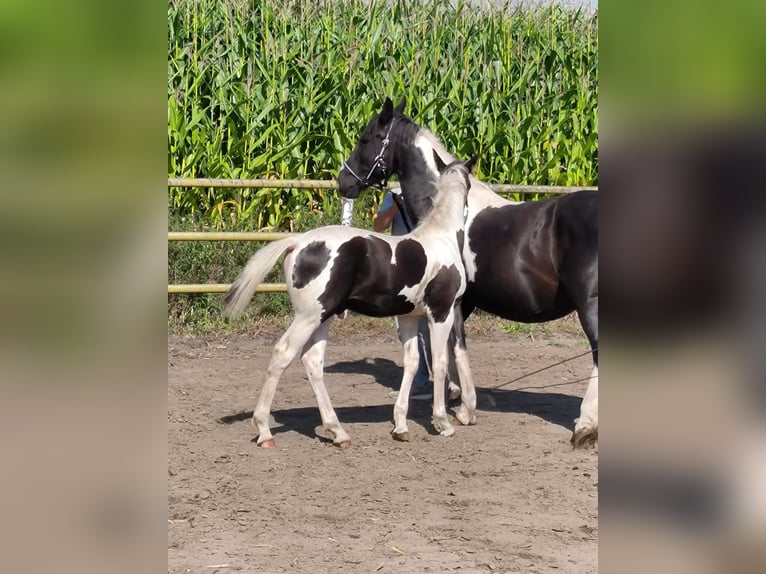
[392,431,410,442]
[258,438,276,448]
[570,426,598,449]
[336,440,351,449]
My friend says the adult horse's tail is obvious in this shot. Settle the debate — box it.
[222,237,296,319]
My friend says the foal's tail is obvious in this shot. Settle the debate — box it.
[222,237,296,319]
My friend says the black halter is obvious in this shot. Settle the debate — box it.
[342,121,394,190]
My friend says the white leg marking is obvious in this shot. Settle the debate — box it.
[452,346,477,426]
[392,316,420,440]
[574,365,598,443]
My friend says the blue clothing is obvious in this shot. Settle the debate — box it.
[413,318,431,390]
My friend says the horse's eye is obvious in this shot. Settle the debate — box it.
[360,138,370,145]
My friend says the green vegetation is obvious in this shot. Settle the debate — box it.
[167,0,598,330]
[168,0,597,227]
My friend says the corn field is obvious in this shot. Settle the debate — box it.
[167,0,598,230]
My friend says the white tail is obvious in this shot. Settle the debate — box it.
[222,237,296,319]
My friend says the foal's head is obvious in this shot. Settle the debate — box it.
[422,151,477,230]
[433,151,477,192]
[338,97,406,198]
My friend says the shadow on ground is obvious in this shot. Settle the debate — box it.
[219,358,579,440]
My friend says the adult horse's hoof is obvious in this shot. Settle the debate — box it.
[259,438,276,448]
[453,405,477,426]
[570,426,598,449]
[336,440,351,449]
[392,431,410,442]
[448,382,461,401]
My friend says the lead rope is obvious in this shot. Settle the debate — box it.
[489,347,598,391]
[390,190,414,233]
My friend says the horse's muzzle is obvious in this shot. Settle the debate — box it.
[336,169,364,198]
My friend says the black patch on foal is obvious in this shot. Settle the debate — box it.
[394,238,427,286]
[292,241,331,288]
[456,229,465,253]
[317,236,428,321]
[424,264,462,323]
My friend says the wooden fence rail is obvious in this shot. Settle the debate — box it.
[168,178,597,294]
[168,177,596,195]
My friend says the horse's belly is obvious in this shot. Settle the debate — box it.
[347,294,417,318]
[468,281,573,323]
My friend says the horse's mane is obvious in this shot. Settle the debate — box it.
[415,123,503,205]
[418,165,468,233]
[419,127,456,164]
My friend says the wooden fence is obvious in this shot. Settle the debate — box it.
[168,178,596,294]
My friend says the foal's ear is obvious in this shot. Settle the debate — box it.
[432,150,448,173]
[465,155,479,174]
[394,98,406,115]
[380,97,394,124]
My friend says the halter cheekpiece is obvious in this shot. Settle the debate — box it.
[342,121,395,190]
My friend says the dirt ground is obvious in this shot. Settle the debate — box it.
[168,320,598,574]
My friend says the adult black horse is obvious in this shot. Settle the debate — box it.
[337,98,598,447]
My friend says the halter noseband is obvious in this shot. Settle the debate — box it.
[342,121,395,190]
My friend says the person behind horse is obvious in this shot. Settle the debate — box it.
[374,188,432,400]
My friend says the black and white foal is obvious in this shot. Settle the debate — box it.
[223,153,478,447]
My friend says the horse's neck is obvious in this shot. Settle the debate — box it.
[395,129,510,221]
[416,181,466,237]
[396,162,438,224]
[393,131,444,223]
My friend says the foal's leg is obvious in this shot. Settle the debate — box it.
[572,293,599,448]
[450,304,477,426]
[429,314,456,437]
[253,314,321,447]
[391,315,421,441]
[300,316,351,447]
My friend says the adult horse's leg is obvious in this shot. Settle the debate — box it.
[450,302,478,426]
[392,315,421,441]
[429,313,457,437]
[300,316,351,447]
[445,334,463,401]
[569,261,599,448]
[572,294,598,447]
[445,298,476,403]
[418,322,461,400]
[253,314,321,447]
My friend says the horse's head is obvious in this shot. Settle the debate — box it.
[433,149,477,199]
[338,97,406,198]
[427,150,477,230]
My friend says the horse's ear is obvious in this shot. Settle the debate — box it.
[379,97,394,124]
[465,155,479,174]
[394,98,406,115]
[433,150,448,173]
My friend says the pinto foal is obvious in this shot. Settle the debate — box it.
[223,153,478,447]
